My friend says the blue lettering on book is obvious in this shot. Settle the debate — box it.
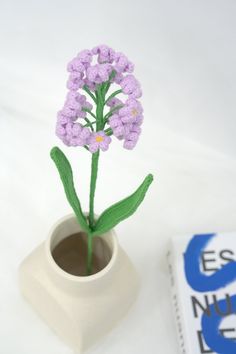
[184,233,236,353]
[201,296,236,353]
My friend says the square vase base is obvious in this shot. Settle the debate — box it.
[19,242,140,353]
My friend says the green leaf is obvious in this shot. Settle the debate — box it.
[50,147,90,233]
[92,174,154,236]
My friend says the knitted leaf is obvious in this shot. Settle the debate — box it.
[50,147,90,233]
[92,174,153,236]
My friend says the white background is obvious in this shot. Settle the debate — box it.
[1,0,236,353]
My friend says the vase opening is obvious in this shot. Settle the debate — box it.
[51,232,112,276]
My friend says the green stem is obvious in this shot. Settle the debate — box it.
[102,70,117,96]
[86,83,107,275]
[105,104,123,118]
[103,105,124,127]
[105,89,122,105]
[101,82,107,97]
[83,120,96,128]
[83,85,97,103]
[89,151,100,229]
[83,108,97,120]
[96,86,105,130]
[86,232,93,275]
[84,118,94,131]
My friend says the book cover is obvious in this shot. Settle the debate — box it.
[167,233,236,354]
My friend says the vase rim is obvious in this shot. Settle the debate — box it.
[45,213,118,283]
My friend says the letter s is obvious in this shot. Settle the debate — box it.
[184,234,236,292]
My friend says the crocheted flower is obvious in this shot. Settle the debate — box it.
[111,123,141,150]
[86,64,113,84]
[108,97,143,149]
[106,97,124,109]
[56,113,91,147]
[92,45,115,64]
[120,75,142,98]
[56,45,143,151]
[118,98,143,123]
[63,92,93,119]
[123,124,142,149]
[67,72,84,91]
[51,46,154,278]
[114,52,134,73]
[77,49,93,68]
[88,131,112,153]
[67,57,85,73]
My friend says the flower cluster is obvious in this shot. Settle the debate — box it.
[56,92,92,147]
[108,98,143,150]
[56,45,143,152]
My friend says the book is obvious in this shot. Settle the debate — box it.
[167,232,236,354]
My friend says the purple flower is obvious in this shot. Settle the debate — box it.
[86,64,112,84]
[88,131,112,153]
[56,45,143,151]
[77,49,93,68]
[109,116,129,140]
[114,52,134,73]
[118,98,143,123]
[64,91,93,119]
[67,57,85,73]
[108,98,143,149]
[109,113,122,129]
[114,72,124,84]
[106,97,123,108]
[67,72,84,91]
[109,98,143,132]
[56,89,94,147]
[56,112,91,147]
[92,45,115,64]
[120,75,142,98]
[84,78,96,91]
[123,125,141,150]
[123,139,138,150]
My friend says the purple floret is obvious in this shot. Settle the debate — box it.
[114,52,134,73]
[108,98,143,149]
[119,98,143,123]
[92,45,115,64]
[86,63,113,84]
[88,131,112,153]
[56,112,91,147]
[120,75,142,98]
[67,72,84,91]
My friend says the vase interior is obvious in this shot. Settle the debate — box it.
[51,232,112,276]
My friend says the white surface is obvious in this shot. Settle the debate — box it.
[1,0,236,353]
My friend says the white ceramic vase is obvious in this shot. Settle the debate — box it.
[19,214,140,353]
